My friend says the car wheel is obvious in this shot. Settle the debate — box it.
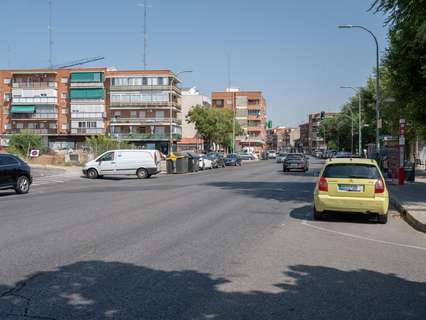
[87,168,98,179]
[378,213,388,224]
[313,206,323,220]
[15,176,30,194]
[137,168,149,179]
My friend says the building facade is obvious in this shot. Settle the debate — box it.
[0,68,182,154]
[298,122,309,152]
[211,89,267,154]
[307,112,338,153]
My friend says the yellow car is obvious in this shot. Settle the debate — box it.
[314,158,389,224]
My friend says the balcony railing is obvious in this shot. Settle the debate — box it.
[70,82,104,88]
[70,128,105,135]
[12,97,57,104]
[11,113,58,120]
[12,82,57,89]
[110,118,182,125]
[111,133,182,141]
[110,84,181,93]
[10,128,57,135]
[70,112,106,119]
[109,100,177,106]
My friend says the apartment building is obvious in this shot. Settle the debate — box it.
[178,87,210,152]
[211,89,267,154]
[106,70,182,154]
[308,112,338,153]
[0,68,182,153]
[298,122,309,152]
[266,127,286,151]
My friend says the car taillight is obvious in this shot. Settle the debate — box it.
[375,178,385,193]
[318,176,328,192]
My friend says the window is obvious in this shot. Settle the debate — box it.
[3,78,11,84]
[130,111,137,118]
[156,110,165,118]
[4,93,11,101]
[142,77,148,85]
[61,77,68,83]
[214,99,224,107]
[16,123,24,129]
[99,152,114,162]
[49,123,57,129]
[61,124,68,130]
[158,77,164,85]
[113,111,121,117]
[139,110,146,118]
[155,127,165,135]
[323,164,381,179]
[0,155,18,166]
[61,93,67,99]
[62,108,68,114]
[162,77,169,85]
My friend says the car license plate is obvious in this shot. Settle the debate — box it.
[290,163,298,167]
[338,184,364,192]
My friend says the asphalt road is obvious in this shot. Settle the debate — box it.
[0,159,425,320]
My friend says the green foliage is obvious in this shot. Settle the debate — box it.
[7,129,46,158]
[186,105,242,150]
[372,0,426,138]
[85,135,133,157]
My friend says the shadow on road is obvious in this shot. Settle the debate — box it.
[0,191,17,198]
[290,205,380,224]
[205,181,316,203]
[0,261,424,319]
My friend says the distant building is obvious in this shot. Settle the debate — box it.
[178,87,210,152]
[266,127,286,151]
[211,89,267,154]
[298,122,309,152]
[308,112,338,153]
[0,68,183,154]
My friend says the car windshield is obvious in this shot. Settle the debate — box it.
[323,164,381,179]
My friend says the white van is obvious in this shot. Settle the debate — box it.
[83,149,161,179]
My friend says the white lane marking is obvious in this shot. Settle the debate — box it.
[301,221,426,251]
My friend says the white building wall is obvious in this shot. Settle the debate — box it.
[181,87,211,138]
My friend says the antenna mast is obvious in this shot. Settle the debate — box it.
[48,0,53,68]
[138,1,151,69]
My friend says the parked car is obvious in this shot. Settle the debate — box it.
[0,154,32,194]
[276,152,288,163]
[334,151,355,158]
[206,152,226,168]
[267,150,277,159]
[83,149,161,179]
[198,155,213,170]
[313,158,389,223]
[224,153,242,166]
[283,153,309,172]
[239,153,256,161]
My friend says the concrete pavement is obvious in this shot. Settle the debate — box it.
[0,159,425,319]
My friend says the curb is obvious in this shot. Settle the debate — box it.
[390,196,426,233]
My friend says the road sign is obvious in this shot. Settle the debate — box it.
[30,149,40,157]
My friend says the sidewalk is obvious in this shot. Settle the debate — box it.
[388,168,426,233]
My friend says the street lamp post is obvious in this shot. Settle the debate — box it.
[338,25,381,154]
[340,86,362,156]
[169,70,193,154]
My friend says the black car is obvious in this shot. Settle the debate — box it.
[283,153,309,172]
[224,153,242,166]
[207,152,226,168]
[0,154,32,194]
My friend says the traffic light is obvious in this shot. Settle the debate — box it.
[320,111,325,120]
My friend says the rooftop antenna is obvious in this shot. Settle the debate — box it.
[138,1,151,69]
[48,0,53,68]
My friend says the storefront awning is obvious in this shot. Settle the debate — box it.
[11,105,35,113]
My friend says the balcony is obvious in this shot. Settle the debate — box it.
[110,118,182,126]
[70,82,104,88]
[10,128,57,135]
[247,126,264,132]
[247,105,261,110]
[109,100,179,107]
[11,113,58,120]
[12,82,57,89]
[112,133,182,141]
[12,97,57,105]
[110,84,181,93]
[70,112,106,119]
[70,128,105,135]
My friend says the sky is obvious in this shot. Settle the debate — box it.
[0,0,389,127]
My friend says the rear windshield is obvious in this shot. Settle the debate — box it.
[323,164,381,179]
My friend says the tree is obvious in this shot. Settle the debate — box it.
[85,135,132,157]
[7,129,46,158]
[186,105,242,151]
[372,0,426,138]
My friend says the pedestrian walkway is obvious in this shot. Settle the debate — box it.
[30,164,82,187]
[388,168,426,233]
